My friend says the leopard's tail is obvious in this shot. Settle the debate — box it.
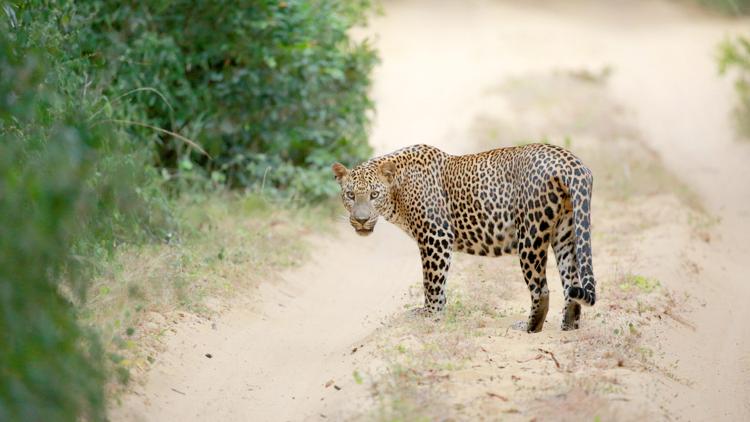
[565,168,596,307]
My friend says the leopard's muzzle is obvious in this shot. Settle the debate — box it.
[350,216,377,236]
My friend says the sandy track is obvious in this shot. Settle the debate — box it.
[112,225,421,421]
[114,1,750,420]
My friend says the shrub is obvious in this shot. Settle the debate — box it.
[0,5,168,420]
[71,0,378,200]
[694,0,750,14]
[0,26,106,422]
[718,36,750,138]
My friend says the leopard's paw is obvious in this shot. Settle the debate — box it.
[409,306,443,321]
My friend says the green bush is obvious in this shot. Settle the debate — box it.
[718,36,750,138]
[695,0,750,14]
[0,6,168,420]
[71,0,377,200]
[0,27,107,422]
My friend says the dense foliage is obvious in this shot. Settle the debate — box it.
[1,1,375,420]
[73,0,377,199]
[0,16,148,422]
[718,36,750,138]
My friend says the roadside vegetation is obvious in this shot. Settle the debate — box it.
[718,35,750,139]
[0,1,375,420]
[83,194,339,395]
[695,0,750,139]
[694,0,750,14]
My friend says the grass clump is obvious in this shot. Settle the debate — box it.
[718,36,750,139]
[619,274,661,293]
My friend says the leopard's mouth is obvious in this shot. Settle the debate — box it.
[351,216,377,236]
[355,227,374,236]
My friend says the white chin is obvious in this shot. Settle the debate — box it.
[355,228,373,236]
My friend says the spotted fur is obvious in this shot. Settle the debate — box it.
[332,144,596,332]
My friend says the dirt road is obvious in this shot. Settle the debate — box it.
[113,1,750,420]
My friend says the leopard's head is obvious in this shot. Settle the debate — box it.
[332,160,396,236]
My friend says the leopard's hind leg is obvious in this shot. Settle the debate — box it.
[517,215,554,333]
[553,207,581,330]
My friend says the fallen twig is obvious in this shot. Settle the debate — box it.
[486,392,508,401]
[171,387,186,395]
[537,348,561,369]
[517,354,543,364]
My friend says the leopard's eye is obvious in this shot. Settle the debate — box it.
[346,191,355,200]
[370,191,379,199]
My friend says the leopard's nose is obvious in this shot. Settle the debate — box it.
[354,217,368,225]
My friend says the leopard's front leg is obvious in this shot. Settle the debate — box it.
[418,234,453,314]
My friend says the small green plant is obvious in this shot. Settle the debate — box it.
[444,295,466,325]
[619,274,660,293]
[718,36,750,138]
[353,370,364,385]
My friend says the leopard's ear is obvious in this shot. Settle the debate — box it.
[332,162,348,182]
[378,161,397,184]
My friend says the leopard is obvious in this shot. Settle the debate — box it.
[332,143,596,333]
